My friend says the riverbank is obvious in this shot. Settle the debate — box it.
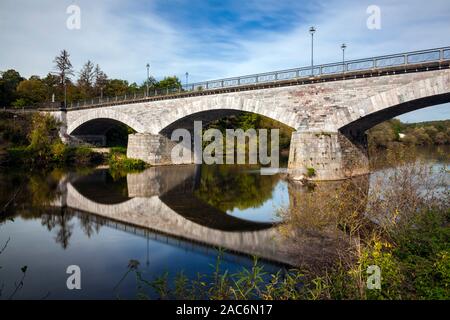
[0,111,146,171]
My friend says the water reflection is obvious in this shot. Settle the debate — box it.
[0,145,448,299]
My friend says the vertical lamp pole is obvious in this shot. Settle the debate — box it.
[341,43,347,76]
[309,26,316,76]
[146,63,150,97]
[63,76,67,110]
[185,72,189,90]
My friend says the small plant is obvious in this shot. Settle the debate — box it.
[306,167,316,177]
[108,152,147,172]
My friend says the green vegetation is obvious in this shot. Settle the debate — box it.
[194,165,279,212]
[368,119,450,148]
[107,147,147,172]
[118,157,449,300]
[1,112,102,167]
[204,112,294,153]
[306,167,316,177]
[0,50,183,108]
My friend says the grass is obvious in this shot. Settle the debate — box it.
[108,148,147,172]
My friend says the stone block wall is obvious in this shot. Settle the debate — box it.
[127,133,193,165]
[288,131,369,180]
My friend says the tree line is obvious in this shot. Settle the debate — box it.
[368,119,450,147]
[0,49,182,108]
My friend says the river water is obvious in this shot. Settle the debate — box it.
[0,146,448,299]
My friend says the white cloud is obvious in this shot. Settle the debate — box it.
[0,0,449,121]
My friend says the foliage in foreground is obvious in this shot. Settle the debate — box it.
[115,205,449,300]
[5,113,102,167]
[117,159,449,300]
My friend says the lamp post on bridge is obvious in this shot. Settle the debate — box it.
[146,63,150,97]
[309,26,316,77]
[341,43,347,76]
[185,72,189,90]
[63,76,67,110]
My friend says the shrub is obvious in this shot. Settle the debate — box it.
[306,167,316,177]
[108,152,147,171]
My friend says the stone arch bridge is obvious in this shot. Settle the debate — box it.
[47,48,450,180]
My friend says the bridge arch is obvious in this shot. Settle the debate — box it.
[153,95,299,134]
[336,73,450,134]
[67,109,146,135]
[158,108,296,136]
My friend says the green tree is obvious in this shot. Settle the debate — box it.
[104,79,129,97]
[94,64,108,97]
[155,76,181,90]
[0,69,24,106]
[78,60,95,98]
[53,50,74,108]
[15,78,48,105]
[368,121,397,148]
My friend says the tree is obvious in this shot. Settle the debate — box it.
[53,50,74,107]
[104,79,129,97]
[155,76,181,90]
[78,60,95,88]
[15,78,48,106]
[78,60,96,98]
[0,69,24,106]
[42,73,61,101]
[434,132,448,145]
[53,50,74,85]
[368,121,397,148]
[94,64,108,96]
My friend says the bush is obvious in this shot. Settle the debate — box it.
[108,152,147,171]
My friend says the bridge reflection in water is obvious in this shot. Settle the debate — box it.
[51,165,369,267]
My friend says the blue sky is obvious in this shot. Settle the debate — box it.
[0,0,449,122]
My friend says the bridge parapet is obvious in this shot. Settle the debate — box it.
[38,46,450,111]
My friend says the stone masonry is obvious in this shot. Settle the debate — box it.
[48,68,450,180]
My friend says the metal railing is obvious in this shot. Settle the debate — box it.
[62,46,450,109]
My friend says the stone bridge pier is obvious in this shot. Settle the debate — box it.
[126,133,182,165]
[125,130,369,180]
[288,130,369,180]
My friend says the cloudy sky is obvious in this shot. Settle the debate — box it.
[0,0,449,122]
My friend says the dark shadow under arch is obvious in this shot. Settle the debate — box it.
[339,92,450,136]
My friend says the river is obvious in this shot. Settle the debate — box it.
[0,145,448,299]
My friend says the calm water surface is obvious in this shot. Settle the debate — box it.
[0,146,448,299]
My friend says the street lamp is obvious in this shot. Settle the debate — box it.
[146,63,150,97]
[309,26,316,76]
[63,76,67,110]
[185,72,189,90]
[341,43,347,75]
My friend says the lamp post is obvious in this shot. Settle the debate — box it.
[146,63,150,97]
[309,26,316,76]
[341,43,347,75]
[63,76,67,110]
[185,72,189,90]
